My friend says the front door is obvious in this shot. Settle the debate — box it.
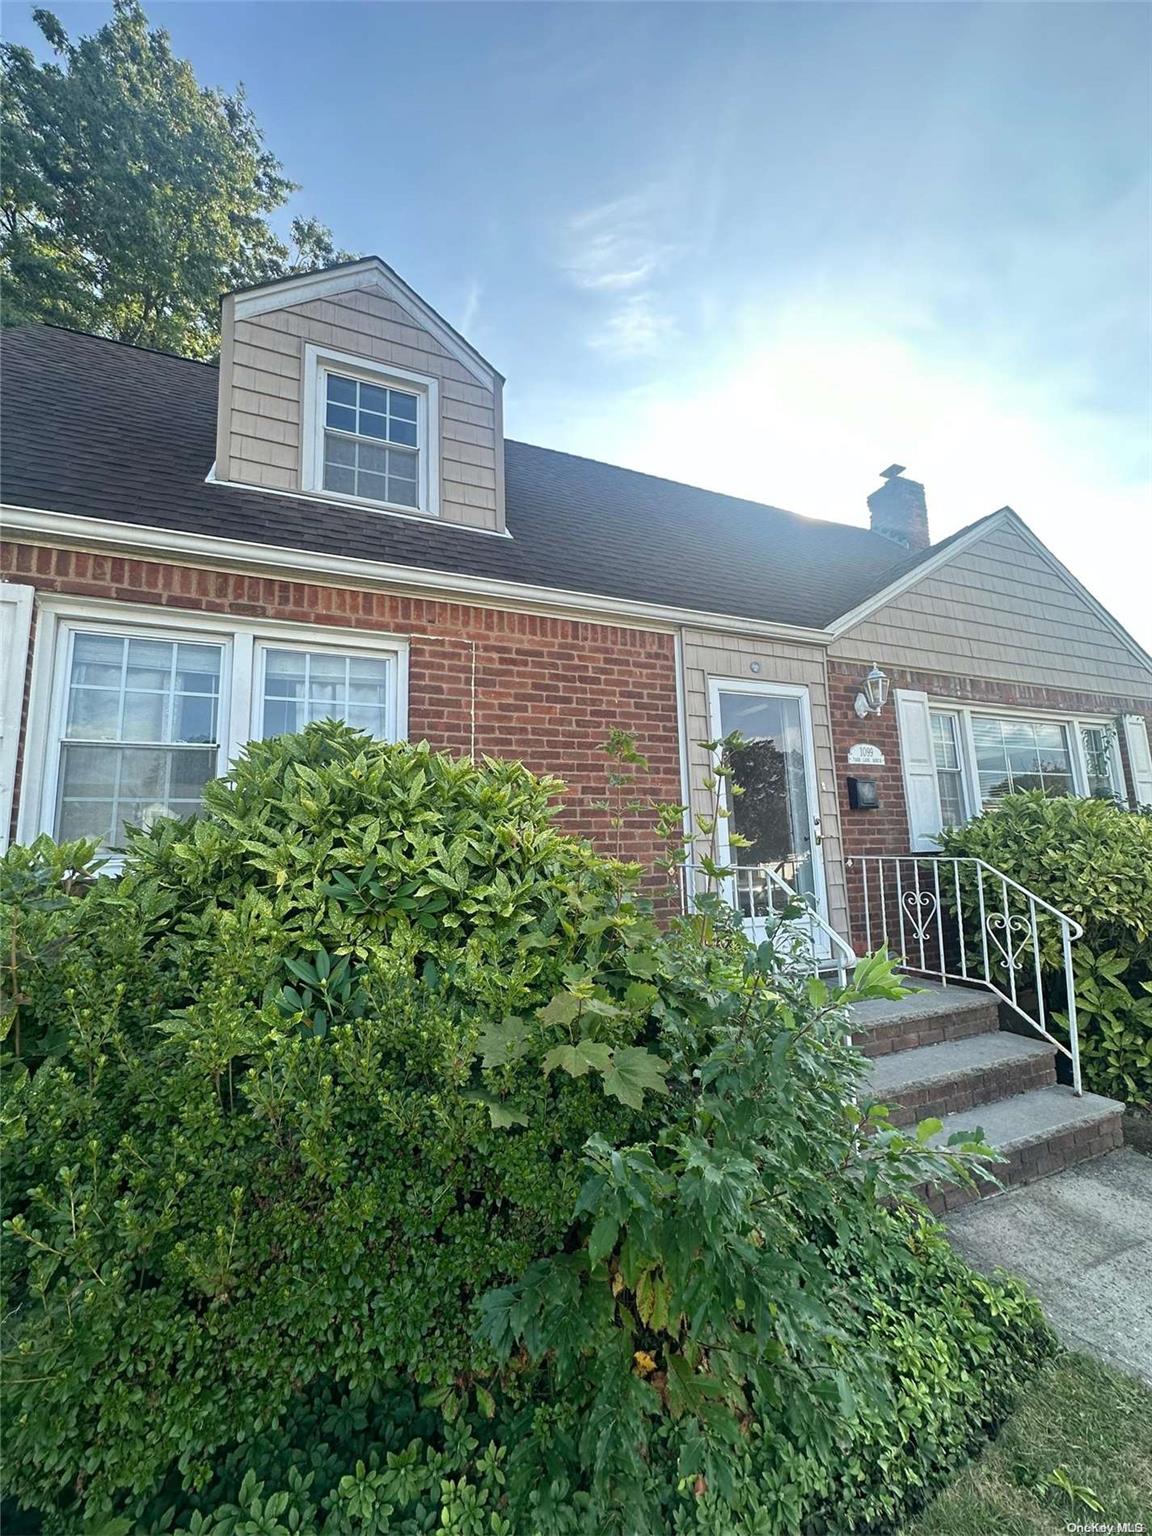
[708,680,830,958]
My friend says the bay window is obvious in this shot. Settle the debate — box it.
[24,604,407,856]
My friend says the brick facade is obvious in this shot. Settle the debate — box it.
[1,543,684,887]
[828,658,1152,948]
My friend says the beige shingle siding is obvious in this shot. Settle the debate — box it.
[831,523,1151,696]
[680,629,849,937]
[216,286,503,532]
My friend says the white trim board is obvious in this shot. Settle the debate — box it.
[0,504,833,646]
[228,258,502,390]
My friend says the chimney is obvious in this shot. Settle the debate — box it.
[868,464,930,552]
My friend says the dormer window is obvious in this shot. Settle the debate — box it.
[302,344,440,517]
[323,374,419,507]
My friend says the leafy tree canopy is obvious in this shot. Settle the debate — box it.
[1,0,355,357]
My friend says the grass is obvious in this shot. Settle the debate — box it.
[906,1352,1152,1535]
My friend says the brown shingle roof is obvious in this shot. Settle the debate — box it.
[0,325,952,628]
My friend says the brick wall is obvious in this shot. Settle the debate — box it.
[828,658,1152,948]
[1,543,684,887]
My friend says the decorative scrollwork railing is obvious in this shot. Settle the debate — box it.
[847,855,1084,1094]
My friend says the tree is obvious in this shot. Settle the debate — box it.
[0,0,355,358]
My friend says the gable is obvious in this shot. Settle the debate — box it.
[829,516,1152,697]
[215,260,505,533]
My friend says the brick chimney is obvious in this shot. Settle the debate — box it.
[868,464,930,552]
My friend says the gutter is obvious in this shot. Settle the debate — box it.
[0,503,835,647]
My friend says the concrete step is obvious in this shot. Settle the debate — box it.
[920,1085,1125,1215]
[864,1032,1057,1128]
[851,982,1000,1059]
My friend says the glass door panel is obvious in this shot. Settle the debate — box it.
[713,686,828,953]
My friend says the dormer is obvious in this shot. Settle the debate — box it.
[214,258,506,533]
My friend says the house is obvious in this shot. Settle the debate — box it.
[3,257,1150,1199]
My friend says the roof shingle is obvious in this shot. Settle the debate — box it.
[1,325,950,628]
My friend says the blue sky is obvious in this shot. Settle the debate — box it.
[8,1,1151,644]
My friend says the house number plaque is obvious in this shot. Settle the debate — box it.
[847,743,885,766]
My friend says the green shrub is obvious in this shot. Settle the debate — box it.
[2,725,1055,1533]
[939,792,1152,1105]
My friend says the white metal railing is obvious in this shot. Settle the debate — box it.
[679,861,858,987]
[848,855,1084,1094]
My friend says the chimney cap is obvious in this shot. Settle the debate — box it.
[879,464,907,480]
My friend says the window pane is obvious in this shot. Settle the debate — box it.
[66,687,122,740]
[1083,727,1117,798]
[358,381,389,415]
[126,638,173,690]
[389,390,418,422]
[972,715,1077,805]
[359,441,389,475]
[387,475,419,508]
[323,462,356,495]
[325,433,356,468]
[326,401,357,433]
[71,632,124,688]
[327,374,357,406]
[938,770,966,828]
[122,689,168,742]
[931,713,961,771]
[57,744,216,849]
[388,416,418,447]
[261,649,391,739]
[65,631,220,747]
[358,470,390,502]
[358,411,389,440]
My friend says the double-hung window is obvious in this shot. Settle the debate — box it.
[259,646,397,740]
[56,632,223,848]
[322,374,420,507]
[28,607,407,856]
[1081,725,1121,800]
[930,712,968,828]
[303,345,439,517]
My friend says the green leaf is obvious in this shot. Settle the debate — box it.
[915,1117,943,1143]
[475,1015,530,1068]
[602,1047,670,1109]
[541,1040,614,1078]
[536,992,584,1028]
[587,1214,620,1267]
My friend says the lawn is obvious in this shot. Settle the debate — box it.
[906,1352,1152,1534]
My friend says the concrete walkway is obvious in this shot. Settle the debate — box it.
[945,1149,1152,1385]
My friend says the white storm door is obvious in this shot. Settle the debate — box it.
[707,679,830,957]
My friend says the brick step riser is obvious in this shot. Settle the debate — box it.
[856,1007,999,1059]
[882,1053,1058,1128]
[919,1111,1125,1215]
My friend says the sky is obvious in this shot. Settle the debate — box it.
[7,1,1152,645]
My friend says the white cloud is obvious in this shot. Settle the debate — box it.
[563,193,673,292]
[560,189,680,358]
[585,293,677,359]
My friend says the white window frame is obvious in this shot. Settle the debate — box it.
[18,597,409,859]
[929,708,973,828]
[927,701,1126,822]
[301,343,440,519]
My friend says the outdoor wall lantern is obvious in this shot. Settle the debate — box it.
[853,663,890,719]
